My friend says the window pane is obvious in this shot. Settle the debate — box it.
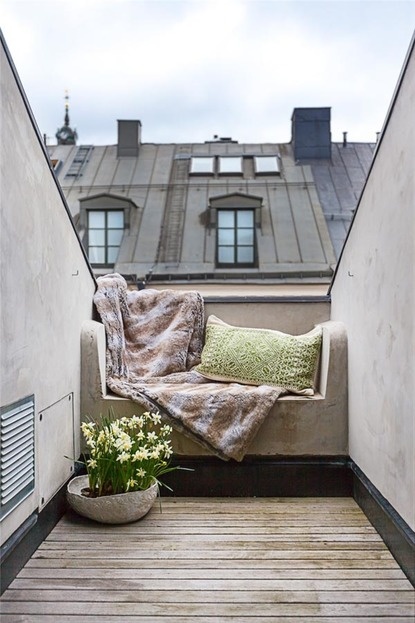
[218,229,234,245]
[89,247,105,263]
[88,211,105,228]
[237,210,254,227]
[219,157,242,173]
[237,229,254,245]
[107,211,124,228]
[218,247,234,263]
[108,229,124,246]
[107,247,120,264]
[217,211,234,227]
[190,157,214,174]
[254,156,279,173]
[88,230,105,245]
[237,247,254,263]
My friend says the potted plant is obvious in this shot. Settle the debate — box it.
[67,410,180,524]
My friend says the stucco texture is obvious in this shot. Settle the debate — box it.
[330,40,415,530]
[1,40,95,543]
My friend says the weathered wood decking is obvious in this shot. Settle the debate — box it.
[1,497,414,622]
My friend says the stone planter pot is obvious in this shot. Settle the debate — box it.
[67,475,158,524]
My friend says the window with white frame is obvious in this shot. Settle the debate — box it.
[218,157,243,174]
[190,157,215,174]
[87,210,124,265]
[217,209,256,266]
[254,156,279,174]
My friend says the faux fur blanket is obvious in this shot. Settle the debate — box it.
[93,273,284,461]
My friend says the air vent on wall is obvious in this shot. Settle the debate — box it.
[0,396,35,521]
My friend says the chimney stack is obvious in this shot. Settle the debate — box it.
[291,107,331,161]
[117,120,141,157]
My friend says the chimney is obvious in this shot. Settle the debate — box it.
[117,120,141,157]
[291,107,331,161]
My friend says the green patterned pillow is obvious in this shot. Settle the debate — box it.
[196,315,322,395]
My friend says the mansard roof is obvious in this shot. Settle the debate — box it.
[48,116,374,284]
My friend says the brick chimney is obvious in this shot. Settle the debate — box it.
[291,107,331,161]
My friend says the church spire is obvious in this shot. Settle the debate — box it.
[56,91,78,145]
[64,90,70,127]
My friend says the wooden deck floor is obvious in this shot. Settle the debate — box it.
[1,497,414,622]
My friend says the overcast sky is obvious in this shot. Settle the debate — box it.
[1,0,414,146]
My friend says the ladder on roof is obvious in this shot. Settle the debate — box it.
[156,158,189,264]
[65,145,93,179]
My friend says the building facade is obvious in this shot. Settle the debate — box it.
[48,109,375,289]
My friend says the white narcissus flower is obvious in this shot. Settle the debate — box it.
[130,414,145,427]
[111,423,121,436]
[81,412,177,496]
[114,432,132,452]
[132,448,149,461]
[126,478,137,490]
[116,452,131,464]
[151,412,162,425]
[163,442,173,458]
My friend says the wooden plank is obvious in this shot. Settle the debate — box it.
[13,572,410,589]
[1,601,413,616]
[36,540,389,553]
[22,557,402,570]
[40,534,385,545]
[4,588,415,604]
[52,514,377,528]
[2,496,413,622]
[2,617,415,623]
[29,547,398,560]
[49,525,379,536]
[5,578,412,591]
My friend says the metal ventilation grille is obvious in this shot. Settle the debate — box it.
[1,395,35,520]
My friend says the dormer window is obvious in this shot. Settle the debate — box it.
[209,192,262,268]
[217,209,255,266]
[79,193,138,269]
[87,210,124,266]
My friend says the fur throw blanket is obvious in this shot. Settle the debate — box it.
[93,274,284,461]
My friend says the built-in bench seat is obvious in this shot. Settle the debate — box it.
[81,299,348,458]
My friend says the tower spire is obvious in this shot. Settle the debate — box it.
[56,90,78,145]
[64,90,70,127]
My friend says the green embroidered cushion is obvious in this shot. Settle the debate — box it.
[196,315,322,395]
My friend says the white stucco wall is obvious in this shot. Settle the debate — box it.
[0,39,96,543]
[330,39,415,530]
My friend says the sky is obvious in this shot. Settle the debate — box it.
[1,0,414,146]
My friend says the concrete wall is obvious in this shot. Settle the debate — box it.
[0,37,96,544]
[330,38,415,530]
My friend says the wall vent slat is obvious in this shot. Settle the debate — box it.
[1,395,35,520]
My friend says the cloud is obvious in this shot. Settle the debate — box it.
[1,0,414,145]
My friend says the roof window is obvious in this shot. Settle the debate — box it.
[218,157,242,174]
[190,157,215,174]
[254,156,279,174]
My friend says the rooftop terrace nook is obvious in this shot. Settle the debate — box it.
[1,24,414,610]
